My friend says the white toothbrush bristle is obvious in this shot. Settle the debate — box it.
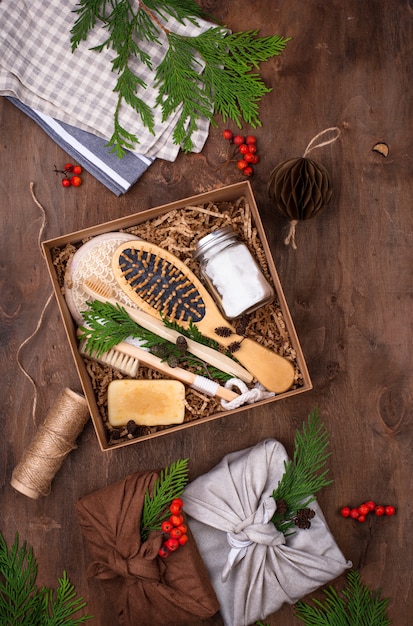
[79,341,139,377]
[104,349,139,377]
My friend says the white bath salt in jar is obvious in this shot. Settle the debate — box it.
[193,226,274,319]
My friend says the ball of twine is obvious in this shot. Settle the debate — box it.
[11,388,90,499]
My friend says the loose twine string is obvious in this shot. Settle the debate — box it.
[284,126,341,250]
[16,183,53,422]
[11,184,90,499]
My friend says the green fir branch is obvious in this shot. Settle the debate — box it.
[143,0,205,26]
[79,300,145,355]
[0,533,40,624]
[294,570,391,626]
[70,1,291,156]
[70,0,109,52]
[271,409,333,534]
[140,458,189,541]
[192,28,287,128]
[42,572,91,625]
[155,32,213,151]
[0,533,92,625]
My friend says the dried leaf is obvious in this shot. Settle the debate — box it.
[372,142,389,157]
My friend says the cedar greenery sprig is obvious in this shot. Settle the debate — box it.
[0,532,92,625]
[294,570,391,625]
[79,300,152,356]
[70,0,290,157]
[271,409,333,535]
[79,299,232,381]
[140,458,189,541]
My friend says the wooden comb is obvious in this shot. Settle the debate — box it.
[112,240,295,393]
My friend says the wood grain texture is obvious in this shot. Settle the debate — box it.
[1,0,412,624]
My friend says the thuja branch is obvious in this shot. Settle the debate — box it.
[0,532,92,624]
[140,458,189,541]
[271,409,333,535]
[70,0,291,157]
[294,570,391,626]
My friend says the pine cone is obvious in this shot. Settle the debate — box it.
[293,507,316,529]
[151,343,170,359]
[235,315,249,336]
[176,335,188,353]
[267,157,332,222]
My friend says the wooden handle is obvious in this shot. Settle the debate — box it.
[114,341,239,402]
[113,298,252,383]
[229,338,295,393]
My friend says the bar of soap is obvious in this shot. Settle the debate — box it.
[107,380,186,427]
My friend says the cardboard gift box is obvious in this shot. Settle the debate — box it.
[42,181,312,450]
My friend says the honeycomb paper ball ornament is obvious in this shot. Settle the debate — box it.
[268,156,333,249]
[267,126,341,249]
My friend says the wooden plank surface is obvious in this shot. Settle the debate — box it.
[1,0,412,623]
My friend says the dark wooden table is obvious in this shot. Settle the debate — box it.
[1,1,412,623]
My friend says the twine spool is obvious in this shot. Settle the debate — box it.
[11,388,90,499]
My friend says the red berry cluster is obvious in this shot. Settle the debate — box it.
[222,129,260,177]
[158,497,189,558]
[54,162,83,188]
[340,501,396,523]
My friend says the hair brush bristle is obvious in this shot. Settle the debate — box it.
[118,248,206,323]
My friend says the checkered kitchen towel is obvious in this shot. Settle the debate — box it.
[0,1,213,162]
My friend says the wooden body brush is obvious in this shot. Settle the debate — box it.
[112,240,295,393]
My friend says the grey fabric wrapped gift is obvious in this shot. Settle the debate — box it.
[183,439,352,626]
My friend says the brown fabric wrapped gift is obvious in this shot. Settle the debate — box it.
[75,470,220,626]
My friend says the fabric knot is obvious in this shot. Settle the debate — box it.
[88,534,162,583]
[222,498,285,582]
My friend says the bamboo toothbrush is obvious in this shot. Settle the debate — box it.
[78,338,140,377]
[83,277,253,383]
[112,240,296,393]
[78,334,239,403]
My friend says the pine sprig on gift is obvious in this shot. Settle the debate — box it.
[0,532,92,625]
[70,0,290,156]
[140,458,189,541]
[294,570,391,625]
[271,409,333,534]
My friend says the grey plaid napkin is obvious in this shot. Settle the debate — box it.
[0,2,212,162]
[8,97,154,196]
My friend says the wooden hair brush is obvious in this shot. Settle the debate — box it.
[112,240,295,393]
